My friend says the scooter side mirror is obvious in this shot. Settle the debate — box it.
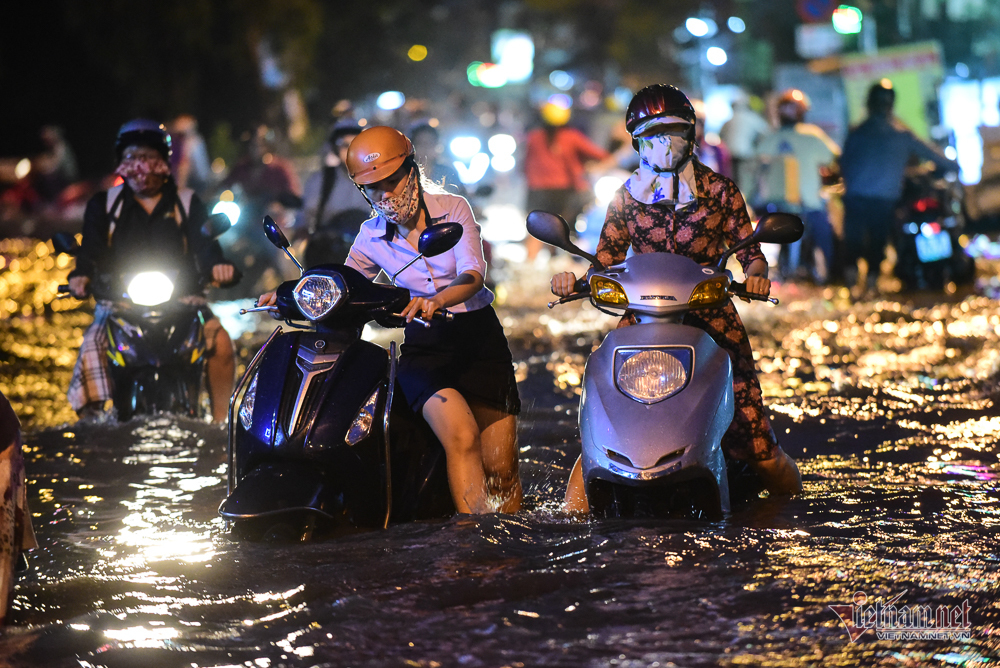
[262,215,290,249]
[417,222,463,258]
[752,212,804,245]
[202,213,233,239]
[52,232,79,256]
[526,210,604,269]
[263,215,304,275]
[716,212,804,269]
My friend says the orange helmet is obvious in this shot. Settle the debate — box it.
[777,89,810,124]
[346,126,414,185]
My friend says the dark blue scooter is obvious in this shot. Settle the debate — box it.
[219,217,458,541]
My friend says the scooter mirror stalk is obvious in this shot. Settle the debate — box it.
[526,210,605,270]
[263,215,304,275]
[390,222,465,286]
[716,212,804,269]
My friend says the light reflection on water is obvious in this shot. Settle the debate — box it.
[0,245,998,666]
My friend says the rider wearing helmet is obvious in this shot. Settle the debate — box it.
[839,79,958,293]
[258,126,523,515]
[754,89,840,283]
[551,84,803,511]
[67,119,238,422]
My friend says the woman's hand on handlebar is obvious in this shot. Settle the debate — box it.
[401,295,446,323]
[742,275,771,303]
[551,272,578,297]
[256,291,277,308]
[68,276,90,299]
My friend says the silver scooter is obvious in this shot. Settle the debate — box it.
[527,210,803,519]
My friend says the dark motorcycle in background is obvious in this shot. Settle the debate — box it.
[893,163,976,291]
[53,214,238,421]
[219,217,459,542]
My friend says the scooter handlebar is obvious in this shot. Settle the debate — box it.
[729,281,779,305]
[548,278,591,309]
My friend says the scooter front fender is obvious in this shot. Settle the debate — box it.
[580,321,734,511]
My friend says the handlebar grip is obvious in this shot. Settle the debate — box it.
[433,309,454,322]
[58,284,70,294]
[729,281,779,305]
[573,277,589,293]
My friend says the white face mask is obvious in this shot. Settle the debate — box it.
[637,133,691,173]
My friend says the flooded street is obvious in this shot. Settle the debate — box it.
[0,239,998,667]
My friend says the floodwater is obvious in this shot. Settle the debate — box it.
[0,238,998,667]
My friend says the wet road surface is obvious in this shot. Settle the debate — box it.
[0,240,997,667]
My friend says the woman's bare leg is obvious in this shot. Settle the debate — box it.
[564,456,589,513]
[204,319,235,423]
[422,389,490,514]
[470,402,521,513]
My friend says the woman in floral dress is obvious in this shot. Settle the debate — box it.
[551,85,802,512]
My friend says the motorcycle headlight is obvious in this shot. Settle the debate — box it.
[239,369,259,431]
[345,387,380,446]
[212,199,240,226]
[615,348,690,404]
[293,274,344,321]
[688,276,729,308]
[590,276,628,306]
[126,272,174,306]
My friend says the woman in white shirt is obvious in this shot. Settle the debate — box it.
[259,126,521,514]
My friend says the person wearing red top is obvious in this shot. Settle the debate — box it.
[524,103,611,260]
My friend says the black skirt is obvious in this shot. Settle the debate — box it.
[398,305,521,416]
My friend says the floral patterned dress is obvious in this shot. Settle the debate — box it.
[596,160,778,462]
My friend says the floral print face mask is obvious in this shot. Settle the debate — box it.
[372,167,420,225]
[637,133,691,173]
[116,153,170,194]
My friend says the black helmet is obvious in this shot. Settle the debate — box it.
[327,119,363,147]
[115,119,172,161]
[626,84,696,149]
[867,79,895,116]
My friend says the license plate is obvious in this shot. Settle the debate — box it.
[915,230,953,263]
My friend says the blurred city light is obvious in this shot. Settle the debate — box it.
[702,18,718,37]
[549,70,574,90]
[956,62,970,77]
[685,18,709,37]
[491,155,516,172]
[212,200,241,226]
[476,63,508,88]
[728,16,746,33]
[706,47,728,66]
[548,93,573,109]
[467,61,484,86]
[408,45,428,62]
[487,134,516,156]
[454,153,490,184]
[449,136,482,159]
[14,158,30,180]
[492,31,534,83]
[832,5,863,34]
[613,87,633,110]
[594,175,624,206]
[376,91,405,110]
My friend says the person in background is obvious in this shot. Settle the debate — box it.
[297,120,369,266]
[523,103,611,261]
[720,93,770,195]
[754,89,840,284]
[168,114,214,195]
[410,121,469,199]
[550,85,802,512]
[692,98,733,178]
[0,390,37,626]
[839,79,958,294]
[33,125,79,204]
[67,119,237,423]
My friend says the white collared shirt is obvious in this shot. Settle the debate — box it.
[345,191,494,313]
